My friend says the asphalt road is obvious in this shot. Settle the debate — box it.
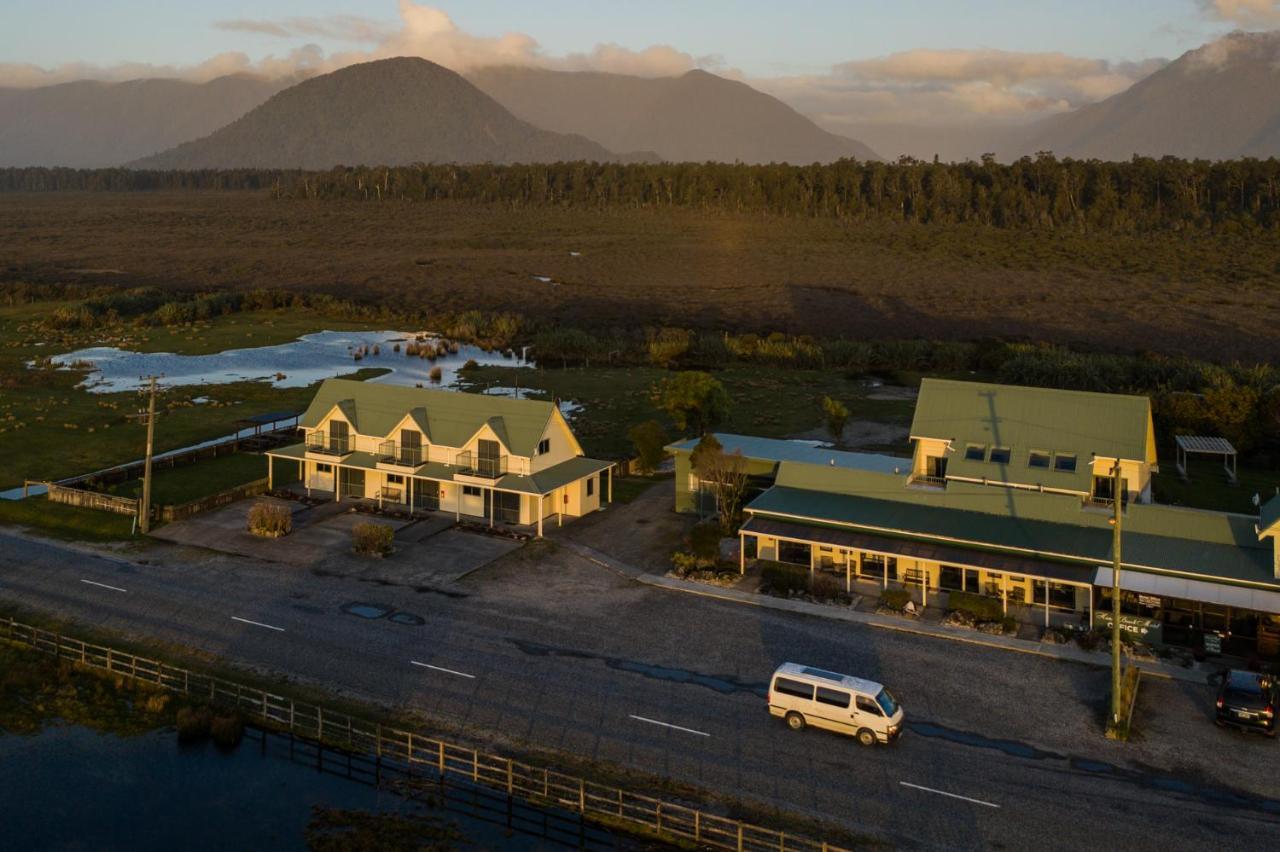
[2,529,1279,851]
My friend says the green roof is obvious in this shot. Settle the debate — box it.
[666,434,907,475]
[910,379,1154,493]
[299,379,558,457]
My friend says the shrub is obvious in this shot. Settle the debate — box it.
[809,572,845,602]
[428,366,443,383]
[462,359,479,370]
[879,589,911,611]
[176,706,212,742]
[670,551,700,576]
[760,562,810,597]
[352,522,395,557]
[946,591,1004,622]
[688,522,723,562]
[628,419,669,475]
[247,502,291,537]
[210,711,245,748]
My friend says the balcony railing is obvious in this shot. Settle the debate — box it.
[377,441,422,468]
[454,451,508,479]
[306,430,351,456]
[909,474,947,489]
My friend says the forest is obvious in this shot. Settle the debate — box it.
[5,154,1280,232]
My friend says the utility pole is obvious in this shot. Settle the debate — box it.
[138,376,160,534]
[1110,460,1123,726]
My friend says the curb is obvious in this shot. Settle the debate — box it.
[561,539,1205,685]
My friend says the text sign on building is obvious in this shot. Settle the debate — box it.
[1093,610,1163,645]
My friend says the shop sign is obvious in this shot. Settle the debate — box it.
[1136,594,1162,609]
[1094,611,1163,644]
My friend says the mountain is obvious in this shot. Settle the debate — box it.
[1020,31,1280,161]
[130,58,618,169]
[0,75,287,167]
[467,66,880,164]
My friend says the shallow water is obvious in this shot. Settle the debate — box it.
[45,330,528,394]
[0,724,579,850]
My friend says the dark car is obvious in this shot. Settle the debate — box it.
[1215,670,1278,736]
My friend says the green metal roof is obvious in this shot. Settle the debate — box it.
[910,379,1154,493]
[299,379,557,457]
[666,433,907,475]
[748,483,1276,588]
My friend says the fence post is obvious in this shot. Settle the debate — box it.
[656,802,662,834]
[472,749,479,782]
[107,647,112,673]
[507,758,514,795]
[543,768,549,799]
[289,699,296,733]
[184,669,190,696]
[738,822,744,852]
[438,739,446,776]
[695,811,701,843]
[579,779,586,814]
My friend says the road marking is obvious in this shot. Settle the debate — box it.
[628,715,711,737]
[899,781,1000,809]
[410,660,476,679]
[231,616,285,633]
[80,578,127,593]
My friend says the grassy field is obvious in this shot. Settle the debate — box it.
[0,496,137,542]
[3,192,1279,362]
[459,363,917,458]
[1151,457,1280,514]
[0,302,387,490]
[105,452,268,505]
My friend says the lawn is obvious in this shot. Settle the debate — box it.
[0,496,137,542]
[1151,456,1280,515]
[457,363,916,459]
[105,452,268,506]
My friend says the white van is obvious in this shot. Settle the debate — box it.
[768,663,904,746]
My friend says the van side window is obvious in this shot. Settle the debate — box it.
[855,695,883,715]
[815,687,850,708]
[774,677,814,700]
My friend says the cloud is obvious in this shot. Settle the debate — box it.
[754,49,1166,130]
[214,15,394,43]
[1197,0,1280,28]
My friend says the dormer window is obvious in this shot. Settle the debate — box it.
[536,438,550,456]
[964,444,986,461]
[989,447,1011,465]
[1028,451,1051,469]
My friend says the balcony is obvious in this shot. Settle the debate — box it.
[908,474,947,490]
[454,450,508,479]
[306,430,351,456]
[377,441,422,468]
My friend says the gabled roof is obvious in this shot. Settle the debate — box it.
[666,433,907,475]
[910,379,1155,492]
[299,379,557,457]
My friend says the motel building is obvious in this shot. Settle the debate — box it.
[670,379,1280,659]
[265,379,614,536]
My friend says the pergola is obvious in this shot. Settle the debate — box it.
[1174,435,1237,484]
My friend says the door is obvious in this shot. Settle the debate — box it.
[329,420,350,454]
[853,694,887,735]
[338,467,364,499]
[478,439,501,476]
[496,492,521,525]
[811,686,855,734]
[400,429,422,465]
[412,479,439,511]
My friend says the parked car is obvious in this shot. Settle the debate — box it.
[1215,669,1278,736]
[767,663,904,746]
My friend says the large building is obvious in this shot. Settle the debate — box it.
[670,379,1280,657]
[266,379,614,535]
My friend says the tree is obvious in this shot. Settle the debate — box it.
[821,396,849,445]
[628,419,669,474]
[654,371,730,435]
[690,434,749,531]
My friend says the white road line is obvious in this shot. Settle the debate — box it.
[899,781,1000,809]
[231,616,285,633]
[410,660,476,679]
[628,715,711,737]
[80,578,127,593]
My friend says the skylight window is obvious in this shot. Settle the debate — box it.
[1054,453,1077,472]
[965,444,986,461]
[1029,451,1051,469]
[989,447,1011,464]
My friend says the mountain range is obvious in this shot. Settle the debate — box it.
[466,66,879,164]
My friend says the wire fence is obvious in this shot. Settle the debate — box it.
[2,617,849,852]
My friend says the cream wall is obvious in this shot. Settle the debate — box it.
[911,438,951,477]
[529,412,582,474]
[1090,457,1152,503]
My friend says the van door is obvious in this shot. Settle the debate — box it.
[811,686,855,734]
[854,694,887,734]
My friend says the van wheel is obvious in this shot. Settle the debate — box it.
[856,728,878,747]
[785,712,806,731]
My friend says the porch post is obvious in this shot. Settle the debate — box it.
[335,467,340,503]
[488,488,494,527]
[268,458,273,490]
[921,568,927,609]
[409,479,414,514]
[1088,586,1094,628]
[809,545,815,577]
[1002,574,1008,616]
[1044,586,1050,628]
[537,496,544,538]
[739,531,745,575]
[845,551,851,594]
[607,466,613,503]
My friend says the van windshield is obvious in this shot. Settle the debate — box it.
[876,688,899,717]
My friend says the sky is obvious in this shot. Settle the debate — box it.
[3,0,1279,134]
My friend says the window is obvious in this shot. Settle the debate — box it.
[1033,580,1077,609]
[778,540,812,567]
[773,677,813,700]
[940,565,979,592]
[964,444,986,461]
[816,687,851,708]
[536,438,550,456]
[989,446,1011,464]
[386,474,404,485]
[586,476,594,497]
[1028,451,1051,469]
[859,553,896,579]
[1093,475,1128,505]
[875,689,899,717]
[1054,453,1077,473]
[316,463,332,473]
[925,456,947,479]
[855,695,883,716]
[463,485,482,497]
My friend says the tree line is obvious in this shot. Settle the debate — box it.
[5,155,1280,232]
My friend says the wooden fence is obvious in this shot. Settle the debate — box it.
[47,482,139,516]
[1,618,849,852]
[159,478,269,523]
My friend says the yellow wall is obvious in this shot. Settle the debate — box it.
[530,411,582,474]
[1090,457,1152,503]
[911,438,951,477]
